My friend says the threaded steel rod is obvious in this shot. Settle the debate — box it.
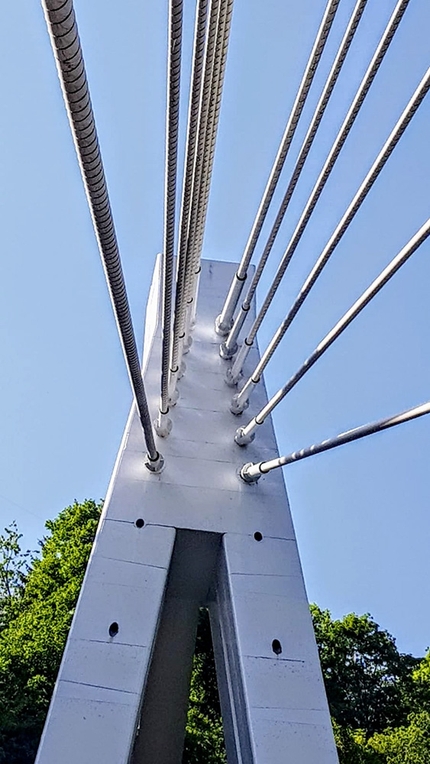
[42,0,161,467]
[169,0,220,399]
[157,0,183,436]
[186,0,234,322]
[170,0,208,396]
[170,0,233,395]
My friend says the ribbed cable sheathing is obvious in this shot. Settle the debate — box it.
[229,0,410,383]
[190,0,234,293]
[42,0,159,461]
[179,0,234,342]
[216,0,341,333]
[160,0,183,415]
[184,0,223,300]
[223,0,368,354]
[170,0,209,379]
[170,0,222,386]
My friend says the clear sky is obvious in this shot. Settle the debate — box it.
[1,0,429,656]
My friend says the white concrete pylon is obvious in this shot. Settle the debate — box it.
[35,258,338,764]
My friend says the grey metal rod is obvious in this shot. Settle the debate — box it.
[42,0,162,469]
[220,0,369,360]
[215,0,342,336]
[234,216,430,445]
[170,0,208,389]
[240,401,430,482]
[228,0,411,382]
[157,0,183,437]
[231,67,430,411]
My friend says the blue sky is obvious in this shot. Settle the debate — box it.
[1,0,429,656]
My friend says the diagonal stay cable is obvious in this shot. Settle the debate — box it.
[42,0,162,470]
[215,0,342,336]
[231,66,430,413]
[170,0,209,397]
[169,0,219,400]
[156,0,183,437]
[220,0,369,361]
[170,0,233,400]
[185,0,234,334]
[234,216,430,446]
[240,401,430,482]
[228,0,411,384]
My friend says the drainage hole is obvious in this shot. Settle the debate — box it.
[272,638,282,655]
[254,531,263,541]
[109,622,119,638]
[135,518,145,528]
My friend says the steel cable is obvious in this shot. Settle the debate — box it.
[234,216,430,446]
[221,0,369,360]
[231,66,430,413]
[215,0,342,336]
[170,0,233,398]
[186,0,234,325]
[42,0,161,468]
[170,0,208,394]
[157,0,183,436]
[228,0,411,385]
[169,0,220,399]
[240,401,430,482]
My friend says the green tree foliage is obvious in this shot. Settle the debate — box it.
[1,504,430,764]
[0,500,101,763]
[183,609,226,764]
[311,604,420,736]
[332,721,384,764]
[368,712,430,763]
[312,605,430,764]
[0,522,30,631]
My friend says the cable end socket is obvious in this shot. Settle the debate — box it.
[183,335,193,354]
[215,314,233,336]
[234,426,255,446]
[230,393,249,416]
[240,462,262,483]
[154,412,172,438]
[168,388,180,407]
[219,341,237,360]
[145,451,165,474]
[225,366,242,388]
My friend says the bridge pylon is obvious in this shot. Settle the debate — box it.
[36,258,338,764]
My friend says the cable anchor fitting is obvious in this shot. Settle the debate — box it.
[240,462,263,483]
[144,451,165,474]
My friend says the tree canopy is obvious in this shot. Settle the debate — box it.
[0,503,429,763]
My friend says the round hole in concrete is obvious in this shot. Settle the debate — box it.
[254,531,263,541]
[272,638,282,655]
[109,622,119,638]
[135,518,145,528]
